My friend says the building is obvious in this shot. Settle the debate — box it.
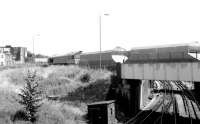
[0,46,13,66]
[0,45,27,66]
[35,57,48,63]
[11,46,27,64]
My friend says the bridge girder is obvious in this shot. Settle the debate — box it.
[121,62,200,82]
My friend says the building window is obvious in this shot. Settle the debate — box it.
[1,55,3,58]
[1,62,3,66]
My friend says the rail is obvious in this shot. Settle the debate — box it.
[124,80,200,124]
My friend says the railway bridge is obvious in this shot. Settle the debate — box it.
[118,44,200,123]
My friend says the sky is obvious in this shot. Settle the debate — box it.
[0,0,200,56]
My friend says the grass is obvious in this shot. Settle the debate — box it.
[0,65,112,124]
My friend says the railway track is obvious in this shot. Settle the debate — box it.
[174,81,200,120]
[125,80,173,124]
[152,81,174,124]
[125,80,200,124]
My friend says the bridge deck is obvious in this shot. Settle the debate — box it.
[121,62,200,82]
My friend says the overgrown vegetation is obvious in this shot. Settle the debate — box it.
[62,79,111,103]
[0,65,112,124]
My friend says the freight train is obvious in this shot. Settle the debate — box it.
[125,43,200,63]
[48,51,82,65]
[48,43,200,69]
[48,47,127,70]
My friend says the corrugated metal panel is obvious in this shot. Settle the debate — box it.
[79,51,125,67]
[126,45,200,63]
[130,45,190,53]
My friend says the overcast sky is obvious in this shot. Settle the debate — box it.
[0,0,200,56]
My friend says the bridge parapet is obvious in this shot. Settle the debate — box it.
[121,62,200,82]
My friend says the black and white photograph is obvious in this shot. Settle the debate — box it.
[0,0,200,124]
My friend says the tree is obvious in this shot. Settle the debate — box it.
[18,70,43,123]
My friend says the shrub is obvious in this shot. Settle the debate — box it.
[79,73,90,83]
[18,70,43,123]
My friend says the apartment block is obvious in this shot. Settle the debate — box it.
[0,45,27,66]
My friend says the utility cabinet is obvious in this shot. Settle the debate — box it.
[87,100,116,124]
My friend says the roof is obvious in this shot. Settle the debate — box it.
[130,42,200,51]
[112,46,126,51]
[82,46,126,55]
[128,43,200,55]
[87,100,115,106]
[64,51,82,56]
[125,43,200,63]
[51,51,82,57]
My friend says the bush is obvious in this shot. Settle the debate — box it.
[0,65,111,124]
[64,79,111,103]
[79,73,90,83]
[18,70,43,123]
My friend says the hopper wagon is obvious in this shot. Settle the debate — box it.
[79,48,126,70]
[125,44,200,64]
[48,51,82,65]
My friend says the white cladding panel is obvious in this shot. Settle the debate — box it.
[122,62,200,82]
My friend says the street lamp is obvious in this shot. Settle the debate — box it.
[99,13,109,69]
[32,34,40,61]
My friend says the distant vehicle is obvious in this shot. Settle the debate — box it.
[48,43,200,70]
[125,43,200,63]
[79,49,126,70]
[48,47,127,70]
[48,51,82,65]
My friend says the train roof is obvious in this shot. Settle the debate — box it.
[129,43,200,54]
[81,46,126,55]
[51,51,82,58]
[64,51,82,56]
[126,43,200,63]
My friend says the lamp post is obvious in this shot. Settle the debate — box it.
[99,13,109,69]
[32,34,40,62]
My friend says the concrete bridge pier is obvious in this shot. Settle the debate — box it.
[121,79,142,117]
